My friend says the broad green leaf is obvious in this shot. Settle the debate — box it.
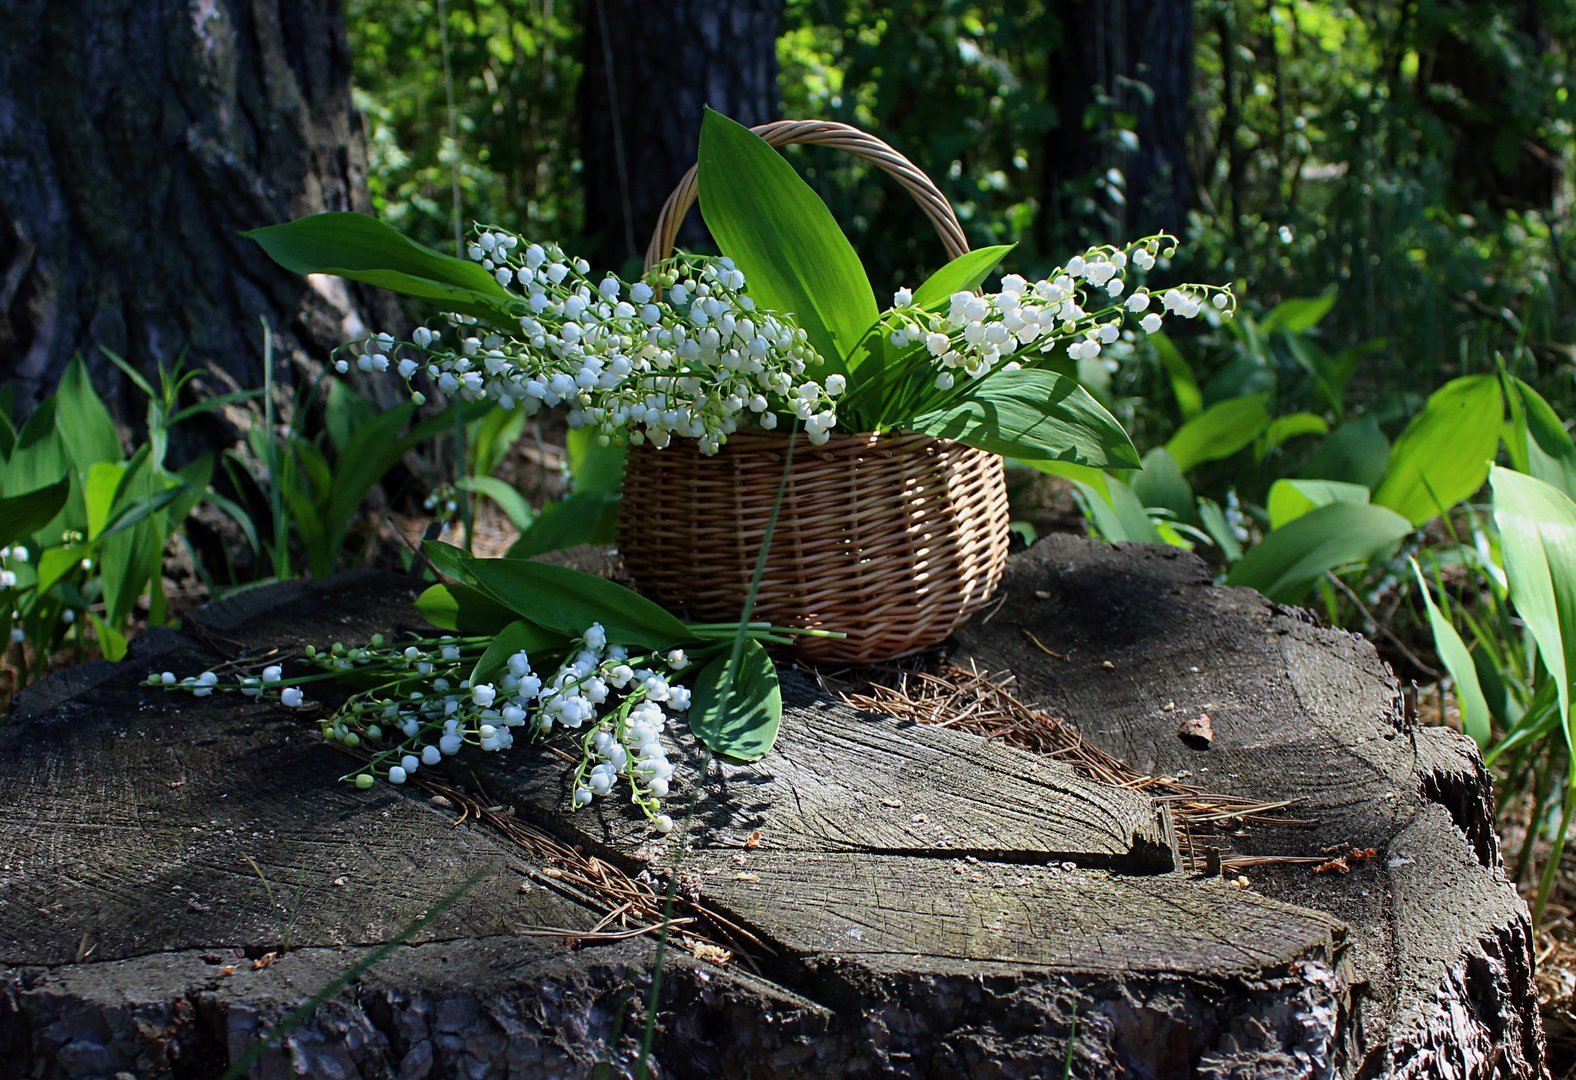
[1131,448,1193,523]
[1225,502,1412,603]
[89,612,128,663]
[1411,560,1490,746]
[1266,478,1370,530]
[422,539,477,584]
[325,380,376,456]
[1165,394,1271,473]
[1375,375,1502,525]
[169,455,216,530]
[1490,466,1576,743]
[0,478,70,548]
[100,516,163,624]
[55,356,122,470]
[506,489,621,558]
[36,546,81,596]
[243,212,521,324]
[1260,293,1337,334]
[1261,412,1329,453]
[908,368,1139,468]
[1284,334,1378,417]
[1024,459,1113,502]
[1202,354,1276,405]
[7,398,81,538]
[83,463,127,540]
[414,582,519,635]
[99,482,187,540]
[566,425,626,491]
[458,476,535,531]
[1198,498,1243,563]
[463,556,691,650]
[1072,477,1163,544]
[1149,333,1203,420]
[1299,415,1389,490]
[697,109,877,374]
[687,639,782,762]
[1507,377,1576,499]
[470,619,571,688]
[910,244,1016,308]
[468,405,528,478]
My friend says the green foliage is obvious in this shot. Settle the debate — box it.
[349,0,579,251]
[245,213,521,325]
[1224,502,1412,603]
[460,552,691,650]
[419,543,788,760]
[1490,468,1576,754]
[688,641,783,762]
[908,369,1138,467]
[1373,375,1503,525]
[0,357,240,682]
[698,109,878,377]
[241,384,459,579]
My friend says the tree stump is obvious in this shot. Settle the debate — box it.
[0,537,1543,1078]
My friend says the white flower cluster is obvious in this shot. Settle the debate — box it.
[885,234,1235,391]
[341,229,842,452]
[0,545,27,591]
[148,623,693,830]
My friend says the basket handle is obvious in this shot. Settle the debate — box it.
[643,119,970,272]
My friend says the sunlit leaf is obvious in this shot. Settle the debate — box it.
[687,639,782,762]
[1375,375,1502,525]
[1411,559,1491,746]
[1490,466,1576,746]
[1165,394,1271,472]
[698,109,876,375]
[1225,502,1412,603]
[909,368,1138,467]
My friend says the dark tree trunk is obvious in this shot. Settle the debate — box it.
[1040,0,1193,245]
[0,0,398,429]
[578,0,782,274]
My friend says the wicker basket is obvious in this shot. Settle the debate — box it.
[618,120,1011,664]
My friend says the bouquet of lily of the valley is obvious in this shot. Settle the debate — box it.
[154,542,795,830]
[246,110,1232,467]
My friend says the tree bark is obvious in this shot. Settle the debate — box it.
[0,0,399,431]
[1041,0,1193,243]
[578,0,782,274]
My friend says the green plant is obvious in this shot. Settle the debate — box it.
[231,376,459,579]
[155,542,824,829]
[1413,379,1576,923]
[242,109,1245,485]
[0,357,243,686]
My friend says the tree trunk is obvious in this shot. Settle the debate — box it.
[1040,0,1193,244]
[578,0,782,274]
[0,0,398,431]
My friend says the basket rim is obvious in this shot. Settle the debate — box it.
[630,428,985,452]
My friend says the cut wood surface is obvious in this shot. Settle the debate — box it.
[0,538,1545,1078]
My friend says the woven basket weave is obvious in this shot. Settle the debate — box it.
[619,120,1011,664]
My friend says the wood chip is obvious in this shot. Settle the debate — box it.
[1177,712,1213,749]
[689,941,733,965]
